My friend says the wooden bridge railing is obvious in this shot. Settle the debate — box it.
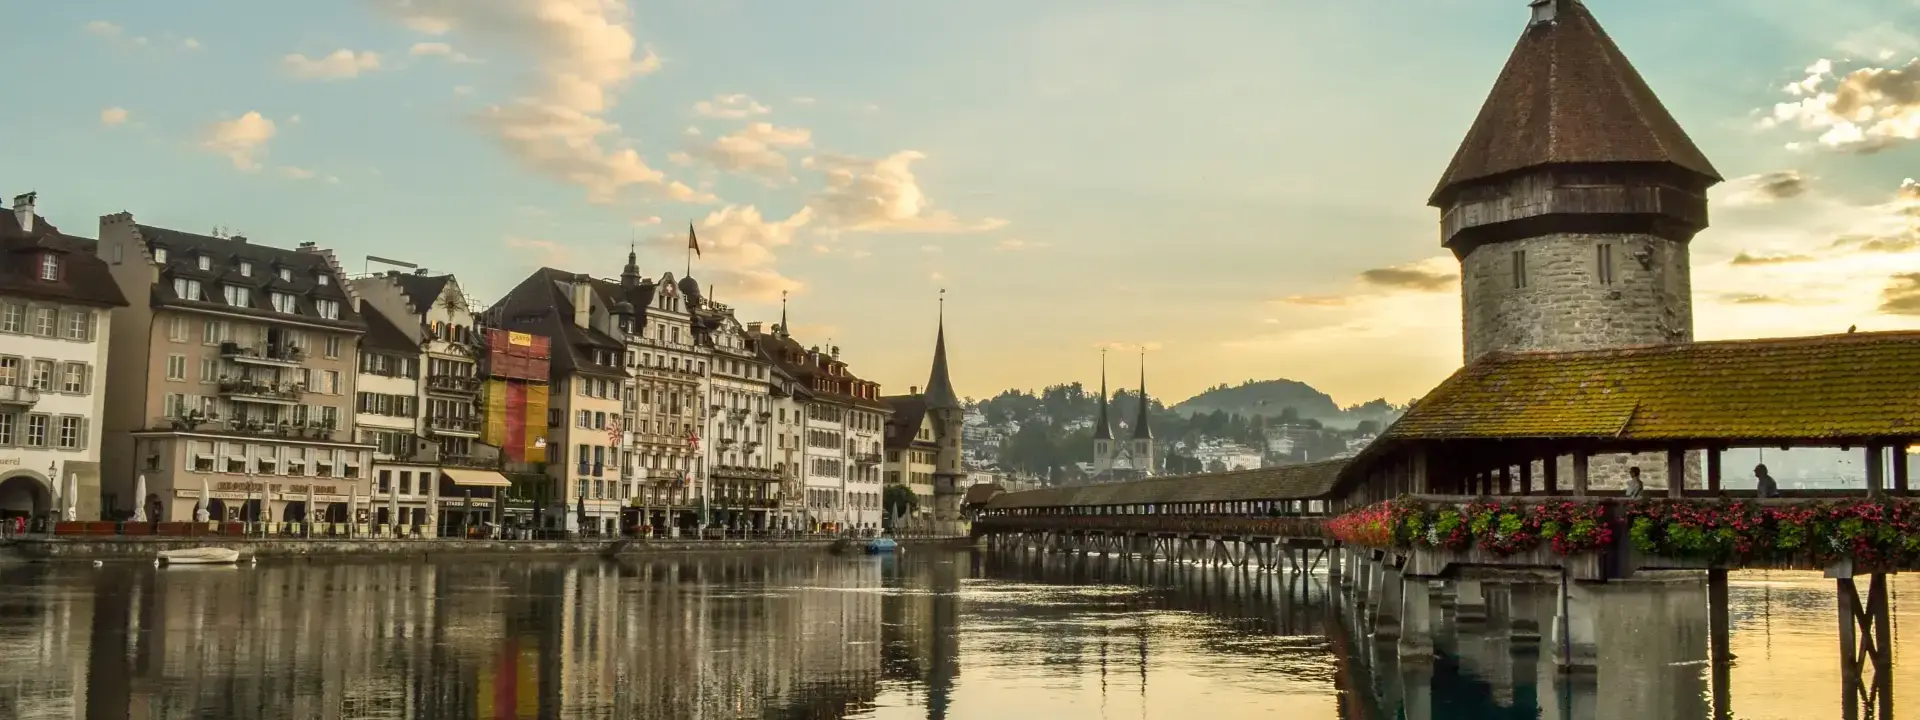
[975,514,1331,539]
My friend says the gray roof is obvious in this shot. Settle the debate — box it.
[984,460,1347,510]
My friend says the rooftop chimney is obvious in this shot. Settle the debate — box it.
[911,385,919,394]
[414,268,429,276]
[1529,0,1557,24]
[230,235,247,244]
[746,321,763,333]
[12,192,35,234]
[571,274,593,330]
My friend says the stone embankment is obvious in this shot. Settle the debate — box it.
[0,536,975,562]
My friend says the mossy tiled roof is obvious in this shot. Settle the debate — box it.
[1385,332,1920,442]
[984,460,1347,510]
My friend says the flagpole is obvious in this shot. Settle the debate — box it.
[686,221,694,278]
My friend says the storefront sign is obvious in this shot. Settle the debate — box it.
[0,458,21,467]
[214,481,341,495]
[509,331,532,346]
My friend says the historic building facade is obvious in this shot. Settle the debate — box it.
[0,193,127,523]
[1087,353,1155,482]
[97,215,373,524]
[1430,0,1721,489]
[706,315,778,529]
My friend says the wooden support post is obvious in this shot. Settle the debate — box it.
[1499,465,1514,495]
[1895,443,1910,495]
[1839,577,1860,720]
[1667,447,1686,498]
[1708,449,1722,494]
[1520,461,1534,496]
[1572,454,1589,497]
[1866,445,1886,499]
[1544,455,1559,494]
[1709,568,1733,720]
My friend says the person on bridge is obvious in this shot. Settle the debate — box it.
[1624,467,1645,499]
[1755,464,1779,498]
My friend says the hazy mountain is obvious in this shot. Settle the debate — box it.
[1170,379,1406,430]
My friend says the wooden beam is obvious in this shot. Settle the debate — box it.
[1544,455,1559,494]
[1707,448,1722,494]
[1519,460,1534,496]
[1667,447,1686,498]
[1499,464,1514,495]
[1867,444,1885,499]
[1895,444,1910,495]
[1572,453,1590,496]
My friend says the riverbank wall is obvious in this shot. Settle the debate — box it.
[0,536,977,562]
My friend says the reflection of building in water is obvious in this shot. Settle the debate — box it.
[881,555,964,719]
[0,556,896,719]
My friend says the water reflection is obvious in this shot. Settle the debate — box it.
[0,552,1916,719]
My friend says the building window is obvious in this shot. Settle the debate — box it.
[224,285,251,307]
[1511,249,1527,289]
[60,363,86,393]
[1596,243,1615,285]
[0,304,20,333]
[166,354,186,381]
[168,316,189,342]
[316,299,340,320]
[28,360,52,391]
[32,308,55,337]
[278,267,292,282]
[174,278,202,302]
[317,274,331,286]
[57,417,82,449]
[25,414,49,447]
[202,319,227,345]
[38,254,58,281]
[153,247,168,264]
[64,311,90,341]
[325,336,340,358]
[197,255,211,271]
[271,292,297,313]
[239,261,253,277]
[0,413,12,444]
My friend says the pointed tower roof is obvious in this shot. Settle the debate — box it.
[1093,350,1113,441]
[778,290,790,338]
[923,291,961,410]
[1429,0,1721,206]
[1132,350,1152,441]
[620,241,641,287]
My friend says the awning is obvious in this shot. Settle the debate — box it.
[442,468,513,488]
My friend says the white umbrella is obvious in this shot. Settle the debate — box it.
[387,482,400,538]
[131,475,148,522]
[348,484,359,537]
[48,470,61,523]
[305,482,316,537]
[64,473,77,521]
[195,477,211,523]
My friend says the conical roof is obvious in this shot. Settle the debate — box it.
[923,300,961,410]
[1429,0,1720,206]
[1132,354,1152,441]
[1093,355,1113,441]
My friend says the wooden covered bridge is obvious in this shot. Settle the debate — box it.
[976,330,1920,718]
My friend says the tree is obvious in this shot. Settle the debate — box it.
[883,485,919,528]
[1355,419,1381,436]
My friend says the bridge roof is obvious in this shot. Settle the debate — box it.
[984,460,1347,510]
[1381,331,1920,444]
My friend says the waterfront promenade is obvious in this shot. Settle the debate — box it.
[0,534,972,561]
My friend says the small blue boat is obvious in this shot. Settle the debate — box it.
[865,536,898,555]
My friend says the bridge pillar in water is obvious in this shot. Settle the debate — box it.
[1538,661,1599,720]
[1550,580,1600,672]
[1508,583,1545,645]
[1367,559,1389,609]
[1356,557,1374,608]
[1373,563,1403,640]
[1454,579,1488,624]
[1397,575,1434,663]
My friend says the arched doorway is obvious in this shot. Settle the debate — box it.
[0,471,52,519]
[207,498,228,522]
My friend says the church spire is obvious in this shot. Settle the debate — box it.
[620,239,640,288]
[923,290,961,410]
[778,290,790,338]
[1093,349,1113,441]
[1132,349,1152,440]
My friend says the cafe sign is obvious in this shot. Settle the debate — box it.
[216,481,341,495]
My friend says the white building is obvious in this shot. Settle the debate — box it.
[1193,439,1264,472]
[755,321,887,532]
[0,193,126,522]
[705,314,778,530]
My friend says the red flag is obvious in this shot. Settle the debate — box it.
[687,222,701,258]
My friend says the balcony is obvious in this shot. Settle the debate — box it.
[425,374,483,396]
[441,454,502,470]
[756,410,772,424]
[428,414,482,436]
[220,341,305,367]
[711,464,780,481]
[856,452,883,466]
[0,382,40,408]
[218,379,303,405]
[153,415,341,442]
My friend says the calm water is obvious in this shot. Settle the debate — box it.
[0,550,1914,719]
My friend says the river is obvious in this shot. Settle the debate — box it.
[0,550,1910,719]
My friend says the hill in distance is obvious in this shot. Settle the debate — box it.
[1170,379,1406,430]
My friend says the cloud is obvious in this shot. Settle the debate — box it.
[1761,58,1920,153]
[84,20,121,37]
[1358,260,1458,292]
[182,38,201,50]
[646,205,813,302]
[1278,295,1350,307]
[1719,293,1795,305]
[665,181,718,204]
[1730,251,1818,266]
[411,42,478,63]
[920,244,942,253]
[370,0,680,205]
[685,122,812,179]
[791,96,817,106]
[1881,273,1920,315]
[693,93,771,119]
[284,49,382,80]
[201,111,277,171]
[505,236,573,267]
[632,215,661,226]
[802,151,1007,233]
[994,238,1028,251]
[100,107,129,126]
[1094,341,1163,352]
[1721,170,1810,206]
[277,166,316,180]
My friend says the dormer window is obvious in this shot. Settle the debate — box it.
[224,286,251,307]
[37,254,57,281]
[153,247,168,264]
[239,261,252,277]
[172,278,202,301]
[197,255,211,271]
[271,292,298,314]
[278,268,292,282]
[315,299,340,320]
[317,274,331,287]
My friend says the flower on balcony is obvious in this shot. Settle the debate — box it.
[1625,498,1920,566]
[1329,497,1610,557]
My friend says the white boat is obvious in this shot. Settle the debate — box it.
[158,547,242,565]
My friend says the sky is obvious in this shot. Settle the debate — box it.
[8,0,1920,408]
